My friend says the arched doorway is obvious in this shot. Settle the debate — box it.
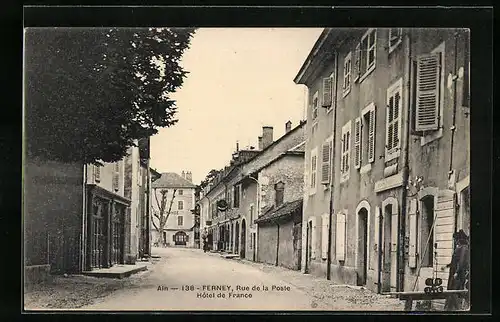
[174,231,188,246]
[381,197,399,292]
[240,219,246,258]
[357,208,368,286]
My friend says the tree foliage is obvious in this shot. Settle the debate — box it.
[25,27,196,164]
[199,169,220,189]
[152,188,177,245]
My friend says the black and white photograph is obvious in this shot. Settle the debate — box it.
[23,24,472,312]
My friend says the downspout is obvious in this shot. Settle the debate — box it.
[326,50,339,280]
[81,163,87,272]
[145,159,150,256]
[377,208,383,293]
[276,221,280,266]
[449,30,460,176]
[398,30,412,292]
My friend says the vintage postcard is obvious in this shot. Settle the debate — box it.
[23,25,471,312]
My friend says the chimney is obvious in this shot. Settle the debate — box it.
[258,136,263,150]
[236,141,239,152]
[285,120,292,133]
[186,171,192,182]
[181,170,186,179]
[262,126,274,149]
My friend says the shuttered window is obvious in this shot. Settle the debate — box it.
[415,53,441,131]
[408,199,418,268]
[310,147,318,192]
[354,117,362,169]
[321,139,332,184]
[343,52,352,95]
[354,43,361,82]
[321,214,330,259]
[388,28,403,53]
[94,164,101,182]
[341,122,351,179]
[310,217,318,259]
[322,77,333,108]
[368,106,376,162]
[386,79,403,157]
[336,213,346,261]
[112,162,120,192]
[359,29,377,78]
[312,91,319,120]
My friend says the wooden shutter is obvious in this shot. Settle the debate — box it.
[345,131,350,173]
[311,217,318,259]
[354,43,361,82]
[354,118,361,169]
[112,162,120,192]
[434,190,456,274]
[94,165,101,182]
[415,52,441,131]
[368,106,376,162]
[336,213,346,261]
[393,92,401,149]
[321,141,331,183]
[321,214,329,259]
[322,77,333,107]
[408,199,418,268]
[387,96,394,151]
[374,206,380,253]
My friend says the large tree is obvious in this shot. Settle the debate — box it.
[24,27,196,164]
[152,188,177,245]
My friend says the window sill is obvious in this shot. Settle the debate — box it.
[421,128,443,146]
[342,87,351,98]
[360,163,372,174]
[385,149,401,162]
[359,64,376,84]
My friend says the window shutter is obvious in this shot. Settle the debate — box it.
[354,118,361,169]
[321,214,329,259]
[354,42,361,82]
[373,207,380,253]
[368,106,376,162]
[112,162,119,192]
[415,52,441,131]
[322,77,333,107]
[393,92,400,149]
[94,165,101,182]
[321,141,331,183]
[336,213,346,261]
[387,96,394,151]
[311,217,318,259]
[408,199,418,268]
[345,131,350,173]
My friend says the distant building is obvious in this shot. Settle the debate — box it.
[151,171,197,248]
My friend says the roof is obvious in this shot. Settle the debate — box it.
[251,150,305,175]
[254,199,303,224]
[152,172,196,189]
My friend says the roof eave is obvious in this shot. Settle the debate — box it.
[293,28,332,85]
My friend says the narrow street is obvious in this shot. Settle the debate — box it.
[77,247,404,311]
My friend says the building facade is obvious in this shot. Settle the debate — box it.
[151,171,197,248]
[294,28,470,296]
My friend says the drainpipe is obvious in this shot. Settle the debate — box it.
[276,221,280,266]
[398,30,412,292]
[326,50,339,281]
[449,30,460,176]
[377,209,383,293]
[81,163,87,272]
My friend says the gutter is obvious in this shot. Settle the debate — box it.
[398,30,412,292]
[449,30,460,177]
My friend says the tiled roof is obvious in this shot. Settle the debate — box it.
[152,172,196,189]
[255,199,303,224]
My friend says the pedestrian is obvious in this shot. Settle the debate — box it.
[202,237,208,252]
[444,229,470,311]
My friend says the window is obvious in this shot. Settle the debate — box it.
[340,121,352,181]
[321,137,333,184]
[178,189,183,196]
[249,205,254,224]
[343,52,352,96]
[275,182,284,206]
[386,79,403,160]
[233,185,240,208]
[414,43,444,144]
[310,147,318,193]
[94,164,101,182]
[388,28,403,53]
[322,75,334,111]
[112,162,120,192]
[419,196,435,267]
[177,216,184,226]
[359,29,377,79]
[178,200,184,210]
[311,122,319,138]
[312,91,319,121]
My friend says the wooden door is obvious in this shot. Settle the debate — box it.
[111,205,124,265]
[91,199,105,269]
[293,222,302,270]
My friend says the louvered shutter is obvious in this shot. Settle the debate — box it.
[354,43,361,82]
[311,217,318,259]
[322,77,333,107]
[345,131,350,173]
[393,92,400,149]
[336,213,346,261]
[387,96,394,151]
[112,162,120,192]
[434,190,456,280]
[321,214,330,259]
[354,118,361,169]
[94,165,101,182]
[374,207,380,253]
[321,141,331,183]
[415,53,441,131]
[408,199,418,268]
[368,106,376,162]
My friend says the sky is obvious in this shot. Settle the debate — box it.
[150,28,323,184]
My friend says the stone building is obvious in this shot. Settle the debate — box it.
[294,28,470,297]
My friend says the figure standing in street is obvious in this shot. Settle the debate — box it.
[444,229,470,311]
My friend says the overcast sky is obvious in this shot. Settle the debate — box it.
[150,28,323,184]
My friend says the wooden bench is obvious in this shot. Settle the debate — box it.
[383,290,469,311]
